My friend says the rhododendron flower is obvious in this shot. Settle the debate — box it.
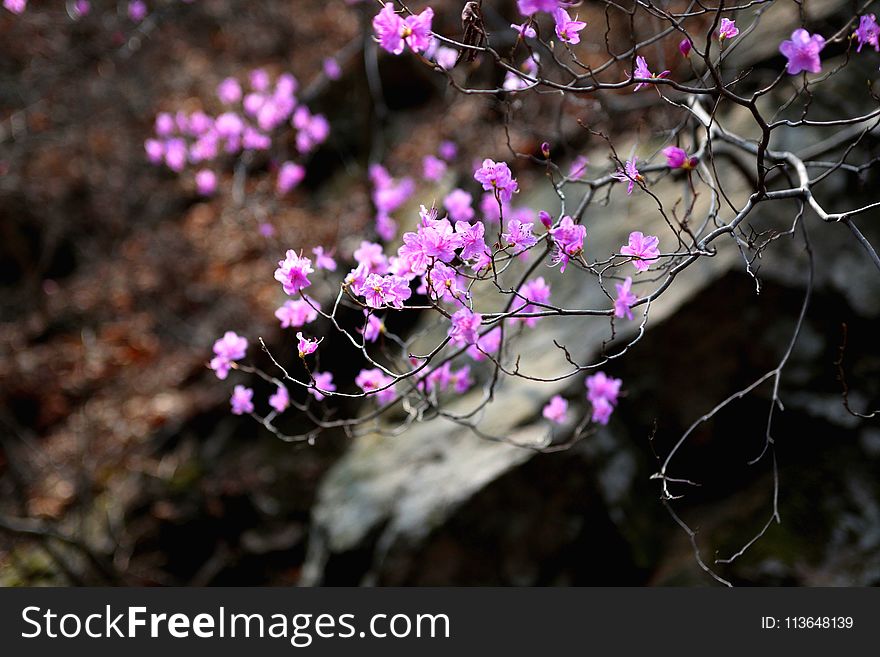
[259,223,276,238]
[620,231,660,272]
[275,298,319,328]
[210,331,248,380]
[274,251,314,296]
[662,146,697,170]
[443,189,474,222]
[679,38,692,57]
[517,0,563,16]
[779,29,825,75]
[612,157,643,194]
[73,1,90,18]
[310,372,336,401]
[250,68,270,92]
[230,385,254,415]
[503,54,540,91]
[451,365,474,394]
[420,218,463,262]
[432,44,458,70]
[269,385,289,413]
[717,18,739,41]
[372,5,434,55]
[591,396,614,425]
[128,1,147,22]
[363,273,412,309]
[323,57,342,80]
[145,139,163,164]
[356,368,396,405]
[632,56,670,91]
[549,215,587,272]
[456,220,489,262]
[553,8,586,45]
[538,210,553,229]
[569,155,589,179]
[517,277,551,327]
[586,371,622,406]
[467,326,502,361]
[422,154,447,181]
[474,159,519,203]
[854,15,879,52]
[613,277,638,320]
[354,240,389,274]
[438,140,457,161]
[428,262,465,303]
[195,169,216,196]
[296,332,318,358]
[292,107,330,154]
[479,192,510,223]
[502,218,538,251]
[3,0,26,14]
[312,246,337,271]
[164,138,187,172]
[360,312,383,342]
[542,395,568,424]
[511,22,537,39]
[449,308,482,346]
[217,77,242,104]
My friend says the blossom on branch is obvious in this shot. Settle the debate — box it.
[779,28,825,75]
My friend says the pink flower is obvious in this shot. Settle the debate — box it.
[474,159,519,203]
[449,308,482,346]
[323,57,342,80]
[456,220,489,262]
[662,145,697,170]
[586,371,622,405]
[420,219,463,263]
[679,38,692,57]
[128,1,147,22]
[542,395,568,424]
[277,162,305,194]
[403,7,434,54]
[502,218,538,251]
[632,55,670,91]
[163,138,187,172]
[274,250,314,296]
[217,77,242,104]
[613,277,638,320]
[360,312,383,342]
[549,215,586,272]
[230,385,254,415]
[517,0,562,16]
[620,231,660,272]
[312,246,337,271]
[569,155,589,179]
[3,0,27,15]
[296,332,319,358]
[450,365,473,394]
[591,396,614,425]
[293,108,330,154]
[269,385,289,413]
[195,169,217,196]
[517,277,551,327]
[250,68,270,92]
[355,368,396,405]
[779,28,825,75]
[467,326,502,361]
[553,7,587,45]
[717,18,739,41]
[310,372,336,401]
[360,274,412,309]
[73,1,90,17]
[438,140,457,161]
[428,262,465,303]
[511,22,537,39]
[211,331,248,380]
[275,298,319,328]
[854,15,879,52]
[372,5,433,55]
[145,139,164,164]
[612,157,643,194]
[422,154,447,181]
[443,189,475,222]
[353,240,389,274]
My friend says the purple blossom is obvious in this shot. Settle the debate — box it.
[360,273,412,309]
[3,0,27,15]
[310,372,336,401]
[269,385,290,413]
[553,8,587,45]
[474,159,519,203]
[538,210,553,229]
[456,220,489,262]
[428,262,465,303]
[372,5,434,55]
[591,396,614,425]
[511,22,537,39]
[323,57,342,80]
[128,1,147,23]
[662,145,697,170]
[277,162,305,194]
[448,308,482,346]
[353,241,389,274]
[502,218,538,251]
[312,246,337,271]
[163,138,187,172]
[517,277,551,327]
[250,69,270,92]
[467,326,502,361]
[549,215,587,272]
[145,139,164,164]
[717,18,739,41]
[450,365,473,394]
[274,250,314,296]
[275,298,319,328]
[195,169,216,196]
[356,368,396,405]
[620,231,660,272]
[297,332,319,358]
[217,77,242,104]
[854,15,879,53]
[542,395,568,424]
[679,39,692,57]
[613,276,638,320]
[210,331,248,380]
[632,55,670,91]
[586,371,622,406]
[438,140,458,161]
[360,312,383,342]
[73,1,90,18]
[612,156,643,194]
[230,385,254,415]
[479,192,510,223]
[444,189,474,222]
[779,28,825,75]
[420,218,463,262]
[422,154,447,181]
[569,155,589,179]
[517,0,563,16]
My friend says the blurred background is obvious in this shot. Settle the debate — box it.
[1,0,879,586]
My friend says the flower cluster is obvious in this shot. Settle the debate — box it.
[211,331,248,380]
[585,372,622,425]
